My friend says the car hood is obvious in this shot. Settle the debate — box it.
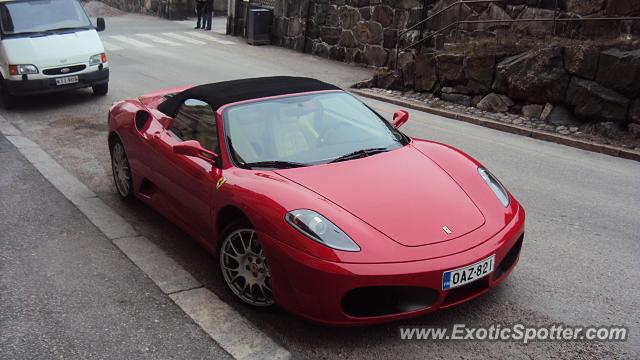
[2,30,104,68]
[275,145,486,247]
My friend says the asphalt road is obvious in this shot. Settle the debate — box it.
[1,13,638,359]
[0,134,232,359]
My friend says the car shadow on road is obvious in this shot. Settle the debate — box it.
[5,89,108,113]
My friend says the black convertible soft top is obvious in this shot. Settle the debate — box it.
[157,76,341,117]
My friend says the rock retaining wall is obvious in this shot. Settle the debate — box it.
[269,0,640,69]
[357,45,640,135]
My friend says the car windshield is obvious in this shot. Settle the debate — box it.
[223,92,408,168]
[0,0,91,35]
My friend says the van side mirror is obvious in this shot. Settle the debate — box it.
[96,17,106,32]
[173,140,218,165]
[392,110,409,128]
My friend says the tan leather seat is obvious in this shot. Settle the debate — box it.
[269,115,313,158]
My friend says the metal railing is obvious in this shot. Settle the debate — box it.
[394,0,640,70]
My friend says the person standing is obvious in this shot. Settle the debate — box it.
[203,0,213,31]
[195,0,206,29]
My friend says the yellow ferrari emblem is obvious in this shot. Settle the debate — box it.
[216,177,227,190]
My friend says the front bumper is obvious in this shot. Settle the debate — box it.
[4,68,109,96]
[261,203,525,326]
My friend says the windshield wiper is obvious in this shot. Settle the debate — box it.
[243,161,309,169]
[10,27,87,37]
[47,26,86,33]
[329,147,389,163]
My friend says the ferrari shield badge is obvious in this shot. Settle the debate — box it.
[216,177,227,190]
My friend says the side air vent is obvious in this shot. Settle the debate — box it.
[135,110,151,131]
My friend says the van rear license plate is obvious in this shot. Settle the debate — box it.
[56,76,79,86]
[442,255,495,290]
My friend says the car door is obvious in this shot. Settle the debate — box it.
[148,98,221,241]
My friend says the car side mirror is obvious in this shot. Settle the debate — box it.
[173,140,218,165]
[96,17,106,32]
[392,110,409,128]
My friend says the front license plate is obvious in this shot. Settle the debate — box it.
[55,76,79,86]
[442,255,495,290]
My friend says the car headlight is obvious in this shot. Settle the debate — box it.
[89,53,107,65]
[478,167,510,207]
[285,209,360,252]
[9,64,39,75]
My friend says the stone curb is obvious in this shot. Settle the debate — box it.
[0,115,290,360]
[350,89,640,162]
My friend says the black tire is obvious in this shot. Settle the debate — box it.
[93,83,108,96]
[218,219,275,308]
[0,78,16,110]
[110,138,134,201]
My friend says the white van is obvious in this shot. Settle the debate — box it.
[0,0,109,108]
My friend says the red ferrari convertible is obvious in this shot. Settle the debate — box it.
[108,76,525,326]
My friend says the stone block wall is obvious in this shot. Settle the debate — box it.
[272,0,425,68]
[362,45,640,134]
[267,0,640,69]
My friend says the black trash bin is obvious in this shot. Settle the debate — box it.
[247,8,272,45]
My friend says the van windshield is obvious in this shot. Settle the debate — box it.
[0,0,91,36]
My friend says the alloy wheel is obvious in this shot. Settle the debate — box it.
[220,229,274,307]
[111,142,132,198]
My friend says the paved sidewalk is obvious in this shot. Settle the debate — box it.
[0,134,231,359]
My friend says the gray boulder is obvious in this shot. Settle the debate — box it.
[355,21,383,45]
[566,0,605,15]
[521,104,544,119]
[564,45,599,80]
[396,52,416,88]
[374,71,403,90]
[339,30,358,48]
[383,0,421,9]
[596,49,640,98]
[371,5,394,27]
[465,55,495,94]
[476,93,514,113]
[512,7,555,35]
[606,0,640,15]
[320,27,342,46]
[629,99,640,124]
[364,45,388,67]
[493,47,570,104]
[338,6,360,29]
[540,103,554,122]
[441,93,472,107]
[414,54,438,92]
[475,4,512,31]
[566,77,630,124]
[436,54,465,86]
[589,121,625,139]
[545,105,581,126]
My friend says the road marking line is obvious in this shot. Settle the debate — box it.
[171,288,291,360]
[101,40,124,52]
[186,31,236,45]
[109,35,154,48]
[136,33,182,46]
[0,115,291,360]
[162,32,206,45]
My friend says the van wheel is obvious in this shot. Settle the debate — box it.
[0,79,16,109]
[93,83,108,96]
